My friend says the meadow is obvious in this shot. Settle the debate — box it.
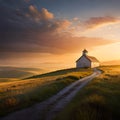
[0,66,46,83]
[55,65,120,120]
[0,67,92,116]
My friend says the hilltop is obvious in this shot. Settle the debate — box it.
[0,67,92,116]
[26,67,92,79]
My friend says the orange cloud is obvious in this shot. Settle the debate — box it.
[52,19,71,31]
[50,36,114,54]
[84,16,119,29]
[1,6,117,57]
[25,6,71,32]
[27,5,54,22]
[41,8,54,20]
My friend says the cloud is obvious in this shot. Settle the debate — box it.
[73,17,79,21]
[12,5,70,33]
[50,19,71,32]
[84,16,119,29]
[0,2,116,59]
[27,5,54,22]
[0,29,114,54]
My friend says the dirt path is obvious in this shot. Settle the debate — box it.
[1,69,101,120]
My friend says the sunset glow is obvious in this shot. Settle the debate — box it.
[0,0,120,70]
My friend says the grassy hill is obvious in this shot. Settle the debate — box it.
[0,67,92,116]
[0,66,46,82]
[55,65,120,120]
[0,69,33,78]
[26,67,92,79]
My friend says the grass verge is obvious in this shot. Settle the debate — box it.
[55,65,120,120]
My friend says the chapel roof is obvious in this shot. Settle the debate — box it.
[86,55,99,62]
[76,55,99,63]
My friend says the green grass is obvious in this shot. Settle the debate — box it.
[0,67,92,116]
[55,65,120,120]
[26,67,90,79]
[0,66,45,80]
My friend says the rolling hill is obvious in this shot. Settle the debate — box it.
[0,67,92,116]
[0,66,46,79]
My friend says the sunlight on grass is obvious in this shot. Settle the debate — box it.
[0,68,92,116]
[55,65,120,120]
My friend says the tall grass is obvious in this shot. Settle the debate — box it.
[0,68,92,116]
[26,67,91,79]
[55,66,120,120]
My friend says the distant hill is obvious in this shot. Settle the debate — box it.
[101,60,120,65]
[0,66,46,78]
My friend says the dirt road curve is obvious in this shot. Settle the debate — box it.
[1,69,101,120]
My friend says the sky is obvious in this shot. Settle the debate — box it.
[0,0,120,70]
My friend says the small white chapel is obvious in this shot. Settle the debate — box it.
[76,49,100,68]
